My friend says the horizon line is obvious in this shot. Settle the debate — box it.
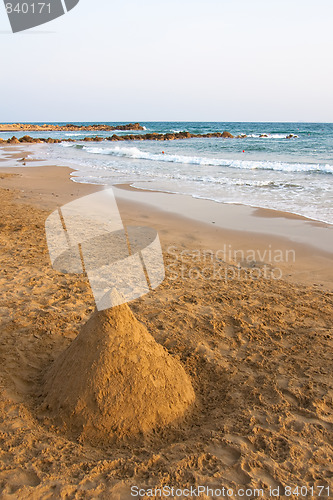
[1,120,333,124]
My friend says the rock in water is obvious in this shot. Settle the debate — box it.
[42,304,195,445]
[221,131,234,138]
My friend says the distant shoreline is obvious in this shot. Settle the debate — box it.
[0,122,144,132]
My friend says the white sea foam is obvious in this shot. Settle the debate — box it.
[81,145,333,174]
[26,124,333,225]
[245,133,298,139]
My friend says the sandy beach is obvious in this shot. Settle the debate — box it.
[0,148,332,499]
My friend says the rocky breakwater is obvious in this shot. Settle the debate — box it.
[0,130,237,145]
[0,130,299,145]
[0,122,145,132]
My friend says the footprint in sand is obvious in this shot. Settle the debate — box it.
[0,469,40,495]
[224,464,252,486]
[276,376,300,406]
[223,324,235,338]
[292,411,332,430]
[223,318,249,354]
[250,467,282,490]
[280,388,299,406]
[208,444,241,466]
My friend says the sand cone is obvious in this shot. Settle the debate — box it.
[42,303,195,445]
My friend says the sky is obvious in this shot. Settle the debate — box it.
[0,0,332,122]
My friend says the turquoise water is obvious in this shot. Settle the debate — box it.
[2,122,332,223]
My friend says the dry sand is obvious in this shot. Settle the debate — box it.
[0,150,332,499]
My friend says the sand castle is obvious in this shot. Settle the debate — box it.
[42,303,195,445]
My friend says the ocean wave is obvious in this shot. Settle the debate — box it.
[245,133,298,139]
[81,145,333,174]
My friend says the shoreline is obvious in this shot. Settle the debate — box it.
[1,142,332,228]
[1,143,333,228]
[0,122,145,132]
[111,183,333,251]
[0,155,332,290]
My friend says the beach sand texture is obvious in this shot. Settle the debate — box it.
[0,163,332,499]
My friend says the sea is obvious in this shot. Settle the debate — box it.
[2,122,332,224]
